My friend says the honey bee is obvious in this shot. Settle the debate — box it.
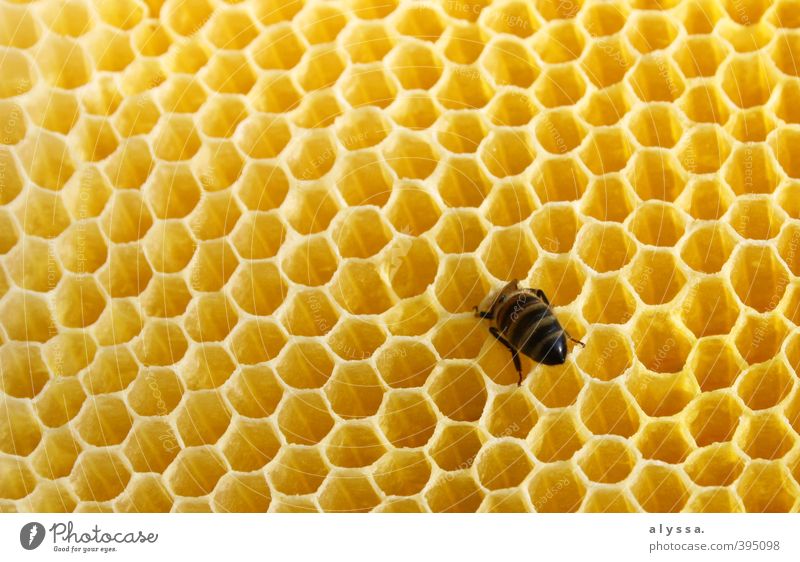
[474,280,585,386]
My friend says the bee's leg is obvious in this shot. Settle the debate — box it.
[534,289,550,305]
[489,327,523,386]
[473,306,494,320]
[565,331,586,348]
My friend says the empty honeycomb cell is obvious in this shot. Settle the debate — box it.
[441,24,486,65]
[730,245,790,312]
[0,100,27,145]
[296,45,346,92]
[685,443,745,488]
[332,208,391,259]
[0,290,57,342]
[158,76,207,114]
[276,341,334,388]
[0,209,18,253]
[580,177,636,222]
[375,339,435,388]
[530,410,586,462]
[428,364,487,422]
[425,472,483,513]
[342,64,399,110]
[674,37,730,80]
[379,390,437,448]
[738,358,794,412]
[629,150,687,202]
[277,391,334,445]
[87,26,135,72]
[730,198,785,240]
[325,361,384,419]
[632,311,693,373]
[18,132,76,191]
[152,115,202,162]
[69,448,130,501]
[331,261,395,315]
[115,475,173,513]
[636,420,693,464]
[326,422,386,468]
[783,284,800,325]
[629,54,686,102]
[75,395,133,446]
[722,0,771,24]
[575,327,633,381]
[22,479,76,513]
[329,317,386,361]
[435,209,487,254]
[175,390,231,447]
[335,151,392,209]
[771,0,800,27]
[481,225,537,280]
[485,391,538,439]
[679,126,732,174]
[123,419,179,474]
[577,437,636,484]
[104,138,153,190]
[487,90,537,127]
[16,187,71,238]
[721,54,778,109]
[269,446,329,496]
[0,342,50,399]
[33,35,91,89]
[0,456,37,500]
[236,163,288,212]
[188,240,238,292]
[580,38,633,89]
[220,418,280,472]
[626,12,678,54]
[226,321,283,367]
[127,367,183,417]
[576,223,636,274]
[318,469,381,513]
[580,127,632,174]
[389,92,441,130]
[680,225,735,276]
[528,463,585,513]
[34,376,86,428]
[228,261,285,317]
[476,441,534,490]
[534,65,586,108]
[198,96,247,139]
[536,110,587,155]
[627,249,686,305]
[32,438,81,494]
[141,275,192,318]
[582,488,638,513]
[632,464,689,513]
[372,450,429,496]
[580,381,640,437]
[0,47,36,99]
[632,105,687,152]
[530,361,584,408]
[165,446,227,497]
[680,84,731,125]
[628,365,697,416]
[386,237,439,298]
[689,337,745,392]
[0,398,42,456]
[288,130,338,180]
[438,156,492,207]
[225,365,283,419]
[737,311,790,364]
[479,489,532,512]
[528,255,586,306]
[203,8,257,50]
[295,90,343,129]
[56,221,108,274]
[82,344,138,395]
[727,106,776,142]
[0,3,39,48]
[341,20,395,63]
[93,299,144,346]
[47,321,96,371]
[484,180,536,227]
[629,203,687,249]
[685,391,742,447]
[282,290,339,337]
[383,131,439,179]
[481,38,538,88]
[336,107,391,151]
[737,461,799,512]
[739,411,795,460]
[180,344,235,391]
[533,157,588,202]
[435,65,494,110]
[212,472,271,513]
[6,236,61,292]
[535,20,585,63]
[201,51,255,94]
[133,319,188,366]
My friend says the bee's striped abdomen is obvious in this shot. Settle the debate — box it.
[499,294,566,365]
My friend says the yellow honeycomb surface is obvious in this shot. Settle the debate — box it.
[2,0,800,514]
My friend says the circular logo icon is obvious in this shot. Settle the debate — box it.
[20,522,45,550]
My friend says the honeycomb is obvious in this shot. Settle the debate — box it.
[1,0,800,514]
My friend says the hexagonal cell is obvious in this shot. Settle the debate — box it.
[673,36,729,79]
[187,240,238,293]
[325,362,384,420]
[533,65,586,108]
[220,418,280,473]
[433,209,487,255]
[629,149,688,202]
[483,180,536,227]
[0,342,50,399]
[70,449,130,502]
[680,225,735,279]
[436,111,487,154]
[580,177,635,223]
[575,223,636,274]
[580,381,640,437]
[6,236,61,292]
[373,339,434,389]
[438,156,493,208]
[728,199,784,242]
[172,498,212,513]
[727,106,777,143]
[235,163,288,213]
[165,446,227,497]
[535,110,586,155]
[689,338,745,392]
[34,376,85,428]
[629,54,685,102]
[379,390,437,448]
[127,367,184,417]
[534,19,585,63]
[123,419,179,474]
[529,361,584,409]
[530,410,586,462]
[628,363,697,416]
[679,126,733,174]
[483,390,538,439]
[326,422,386,468]
[89,295,144,345]
[481,225,537,281]
[632,311,694,373]
[116,474,173,513]
[140,274,192,318]
[737,461,799,512]
[583,83,633,127]
[627,249,686,305]
[331,261,395,315]
[0,290,57,343]
[179,344,235,391]
[281,237,338,288]
[626,11,678,53]
[684,442,745,487]
[577,437,636,484]
[281,290,339,338]
[287,130,338,180]
[738,411,795,460]
[175,390,231,446]
[636,420,693,463]
[213,472,271,513]
[22,480,78,513]
[525,255,585,308]
[528,463,586,513]
[228,261,285,317]
[434,63,495,110]
[389,91,441,131]
[478,489,531,513]
[428,364,487,422]
[685,391,742,447]
[336,107,390,151]
[481,37,538,89]
[226,365,283,419]
[294,89,343,129]
[75,395,132,446]
[15,188,71,239]
[200,51,255,94]
[486,90,537,127]
[331,208,391,259]
[333,152,391,210]
[82,344,138,394]
[328,318,386,361]
[277,391,334,445]
[681,277,740,338]
[632,464,689,513]
[476,441,534,490]
[425,472,484,513]
[721,54,777,108]
[680,84,731,125]
[341,64,398,109]
[731,245,790,312]
[575,326,633,381]
[228,320,284,365]
[432,255,489,313]
[581,488,638,513]
[0,398,41,456]
[96,243,152,298]
[579,128,632,175]
[580,37,633,89]
[268,446,328,496]
[736,313,790,366]
[132,319,188,367]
